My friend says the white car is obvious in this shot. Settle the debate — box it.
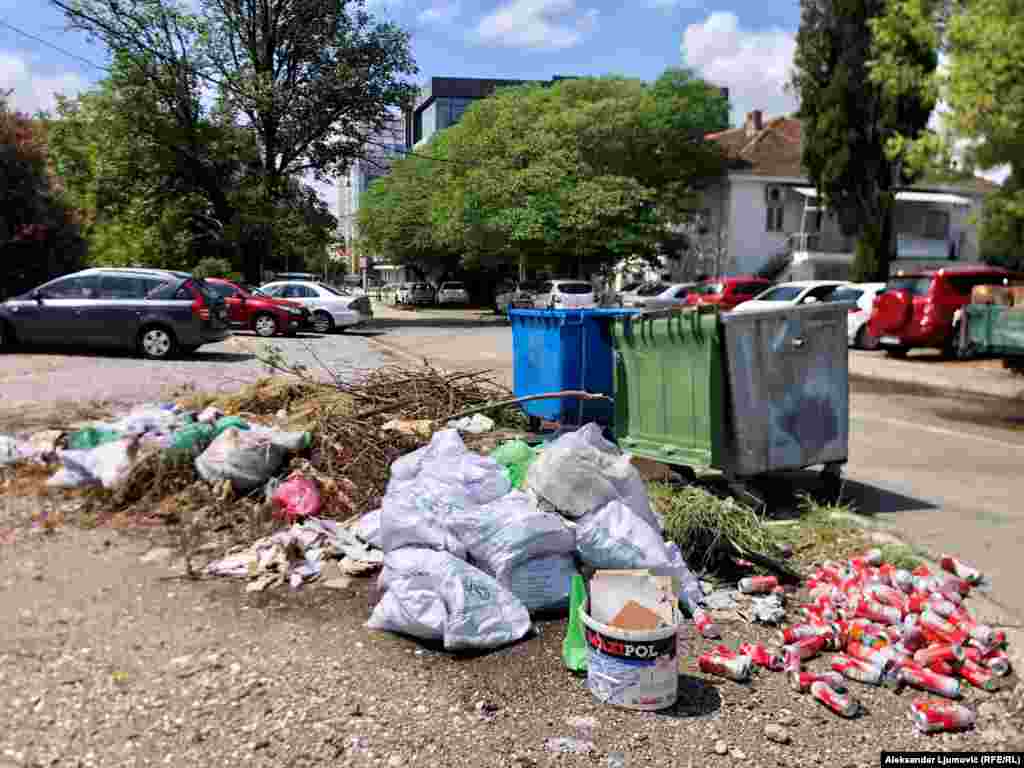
[630,283,696,309]
[533,280,597,309]
[495,281,539,313]
[831,282,887,349]
[730,280,849,313]
[436,281,469,305]
[259,280,372,333]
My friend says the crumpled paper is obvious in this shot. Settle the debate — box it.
[751,594,787,625]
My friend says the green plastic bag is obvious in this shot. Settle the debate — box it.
[562,573,588,673]
[212,416,250,438]
[170,423,215,452]
[67,427,121,451]
[490,439,537,489]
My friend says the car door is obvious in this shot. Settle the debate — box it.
[85,273,153,345]
[15,275,100,345]
[210,282,246,326]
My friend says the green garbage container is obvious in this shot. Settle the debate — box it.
[962,303,1024,360]
[611,302,851,482]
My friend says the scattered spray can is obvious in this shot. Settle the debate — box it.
[738,575,778,595]
[856,599,901,626]
[892,569,914,594]
[739,643,785,672]
[831,654,884,686]
[810,681,859,718]
[897,665,962,699]
[913,644,966,668]
[939,555,983,586]
[699,651,752,682]
[983,649,1011,677]
[790,670,847,693]
[920,610,968,645]
[692,608,721,639]
[958,659,1000,692]
[910,699,976,734]
[788,634,827,661]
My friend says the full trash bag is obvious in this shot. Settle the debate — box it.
[574,499,672,570]
[195,427,308,492]
[47,438,139,489]
[368,548,532,651]
[271,472,322,523]
[526,423,661,530]
[386,428,468,494]
[448,490,576,611]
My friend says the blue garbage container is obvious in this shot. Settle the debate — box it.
[510,308,639,427]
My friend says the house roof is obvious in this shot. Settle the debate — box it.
[707,115,1000,195]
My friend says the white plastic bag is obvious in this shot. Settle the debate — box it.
[109,404,181,435]
[446,414,495,434]
[526,424,661,531]
[47,439,138,489]
[379,478,469,558]
[368,549,532,650]
[447,491,576,611]
[194,427,287,492]
[386,428,467,494]
[574,499,672,570]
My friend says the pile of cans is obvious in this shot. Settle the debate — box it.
[696,551,1010,734]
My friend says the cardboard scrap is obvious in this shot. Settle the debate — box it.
[609,600,662,631]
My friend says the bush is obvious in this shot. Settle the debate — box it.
[192,257,240,281]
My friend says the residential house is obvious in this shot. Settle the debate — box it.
[698,110,997,280]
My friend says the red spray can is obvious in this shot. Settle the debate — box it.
[856,599,901,626]
[692,608,721,639]
[897,665,961,699]
[780,624,826,645]
[787,634,827,661]
[790,670,847,693]
[810,681,859,718]
[958,659,1000,692]
[699,651,752,682]
[910,699,976,734]
[738,575,778,594]
[739,642,785,672]
[939,555,983,586]
[892,569,914,594]
[831,654,884,685]
[913,644,966,667]
[920,610,968,645]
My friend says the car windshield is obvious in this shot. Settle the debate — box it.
[316,282,347,296]
[637,283,667,297]
[557,283,592,295]
[885,277,932,297]
[829,287,864,303]
[755,285,804,302]
[695,282,725,295]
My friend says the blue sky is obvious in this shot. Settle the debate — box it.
[1,0,806,213]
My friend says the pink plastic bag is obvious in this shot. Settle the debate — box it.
[271,473,322,523]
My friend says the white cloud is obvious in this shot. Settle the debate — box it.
[418,0,461,24]
[474,0,598,51]
[0,51,88,116]
[649,0,701,10]
[681,12,797,125]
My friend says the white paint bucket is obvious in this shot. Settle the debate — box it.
[580,605,679,711]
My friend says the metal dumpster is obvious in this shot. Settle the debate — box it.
[510,308,639,427]
[961,303,1024,360]
[611,302,852,483]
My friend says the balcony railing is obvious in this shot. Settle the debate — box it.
[789,232,959,260]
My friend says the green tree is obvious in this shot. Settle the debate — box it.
[792,0,938,281]
[871,0,1024,269]
[52,0,417,279]
[1,93,86,297]
[358,71,728,278]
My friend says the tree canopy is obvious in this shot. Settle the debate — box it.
[356,69,729,279]
[871,0,1024,269]
[792,0,938,281]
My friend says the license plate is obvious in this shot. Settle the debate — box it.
[880,336,900,345]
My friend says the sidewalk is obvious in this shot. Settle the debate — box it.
[848,351,1023,400]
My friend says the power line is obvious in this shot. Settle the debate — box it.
[0,18,110,73]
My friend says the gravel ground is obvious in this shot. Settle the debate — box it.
[1,502,1023,768]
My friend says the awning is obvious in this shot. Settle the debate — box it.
[792,187,970,206]
[894,191,971,206]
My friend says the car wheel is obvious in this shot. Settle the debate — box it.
[311,311,334,334]
[253,313,279,338]
[138,326,177,360]
[855,325,880,351]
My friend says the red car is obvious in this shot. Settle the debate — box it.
[204,277,309,337]
[867,266,1019,357]
[685,276,774,311]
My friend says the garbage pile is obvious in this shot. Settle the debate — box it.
[360,423,705,651]
[698,549,1011,735]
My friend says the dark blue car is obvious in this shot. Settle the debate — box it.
[0,268,231,359]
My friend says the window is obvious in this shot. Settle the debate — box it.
[260,285,285,298]
[734,283,767,296]
[756,285,804,302]
[766,186,785,232]
[206,282,238,299]
[829,287,864,304]
[806,284,841,302]
[96,275,155,299]
[556,282,593,295]
[283,284,316,299]
[44,275,99,299]
[636,283,668,297]
[885,277,932,297]
[695,282,725,295]
[924,210,950,240]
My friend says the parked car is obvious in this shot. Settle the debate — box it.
[731,280,848,313]
[686,276,774,311]
[205,277,309,337]
[495,281,539,313]
[533,280,597,309]
[0,267,230,359]
[867,266,1020,357]
[628,283,697,309]
[829,282,887,350]
[436,281,470,305]
[259,280,372,333]
[617,282,668,307]
[395,283,414,304]
[408,282,435,306]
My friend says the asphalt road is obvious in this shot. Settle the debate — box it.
[2,321,1023,618]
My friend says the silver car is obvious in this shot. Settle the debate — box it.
[0,267,231,359]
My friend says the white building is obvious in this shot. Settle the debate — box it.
[336,114,406,275]
[695,110,997,280]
